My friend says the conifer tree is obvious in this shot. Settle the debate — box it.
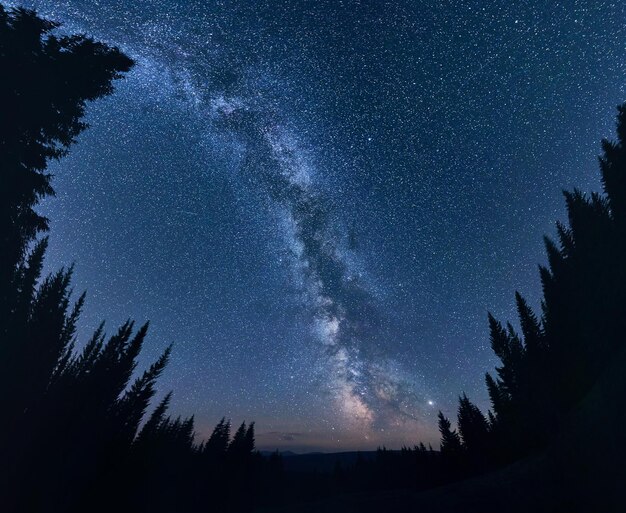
[0,3,133,449]
[480,103,626,461]
[228,421,249,457]
[109,344,172,448]
[456,394,490,461]
[136,392,173,446]
[0,5,132,325]
[204,417,231,456]
[437,411,462,454]
[245,421,256,453]
[0,7,195,511]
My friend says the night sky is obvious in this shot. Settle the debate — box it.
[12,0,626,451]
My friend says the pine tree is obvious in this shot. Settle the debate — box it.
[0,3,133,460]
[110,344,172,448]
[437,411,462,454]
[0,5,132,327]
[245,421,256,454]
[136,392,173,446]
[204,418,231,457]
[481,103,626,463]
[456,394,490,464]
[228,422,249,457]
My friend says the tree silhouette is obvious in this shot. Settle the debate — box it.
[0,6,185,511]
[4,3,626,511]
[204,417,231,457]
[0,5,132,322]
[135,391,174,447]
[228,421,251,457]
[438,411,462,455]
[0,3,134,459]
[458,394,490,459]
[437,103,626,475]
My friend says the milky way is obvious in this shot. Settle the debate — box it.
[211,94,427,431]
[12,0,626,450]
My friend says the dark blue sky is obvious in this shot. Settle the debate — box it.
[14,0,626,451]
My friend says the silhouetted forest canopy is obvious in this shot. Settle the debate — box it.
[1,5,625,512]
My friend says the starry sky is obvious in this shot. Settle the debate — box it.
[12,0,626,451]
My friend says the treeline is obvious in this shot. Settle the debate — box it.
[434,98,626,478]
[0,6,270,512]
[2,4,626,512]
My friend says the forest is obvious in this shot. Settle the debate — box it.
[1,5,625,512]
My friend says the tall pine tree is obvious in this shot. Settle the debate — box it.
[468,103,626,463]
